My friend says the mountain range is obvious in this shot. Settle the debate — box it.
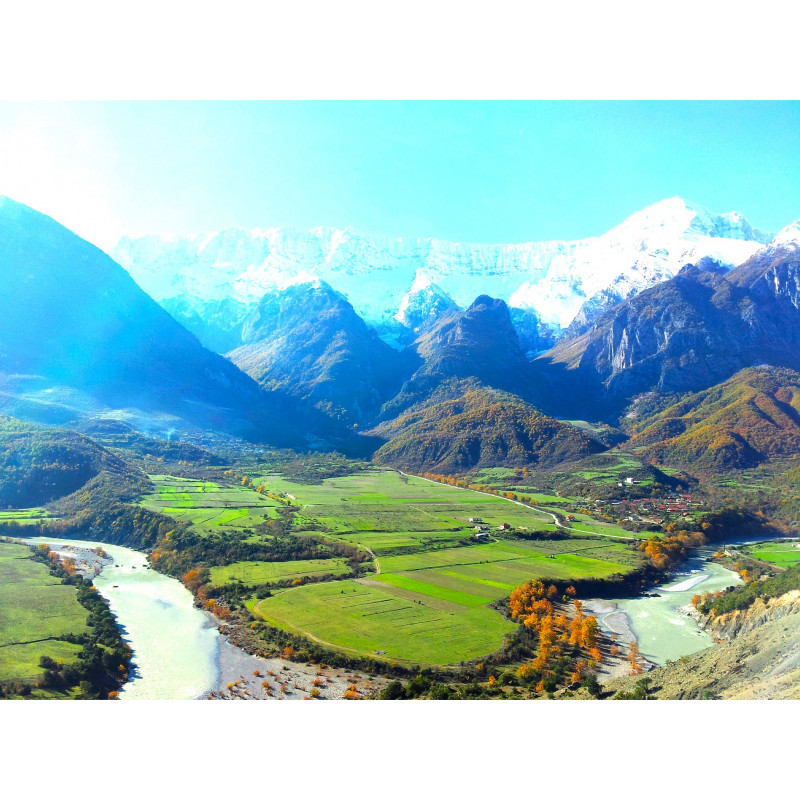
[227,280,414,425]
[5,193,800,479]
[627,366,800,471]
[0,197,310,445]
[540,220,800,417]
[111,197,771,353]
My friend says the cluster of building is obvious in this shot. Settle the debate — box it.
[468,517,511,539]
[591,493,703,526]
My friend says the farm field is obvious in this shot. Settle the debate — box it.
[514,492,569,504]
[252,524,637,664]
[253,578,517,664]
[555,511,648,539]
[0,508,52,525]
[257,468,558,541]
[139,475,283,537]
[0,541,89,682]
[743,541,800,567]
[208,557,350,587]
[151,466,647,665]
[571,453,655,485]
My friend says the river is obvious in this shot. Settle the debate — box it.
[24,537,220,699]
[24,536,744,692]
[599,553,742,666]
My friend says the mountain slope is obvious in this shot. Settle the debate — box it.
[0,415,139,507]
[227,280,414,425]
[538,223,800,417]
[394,270,459,332]
[0,197,302,443]
[629,367,800,471]
[381,295,538,418]
[160,295,251,353]
[113,197,771,330]
[372,382,600,473]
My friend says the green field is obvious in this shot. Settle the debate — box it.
[743,541,800,568]
[249,474,638,664]
[256,469,557,543]
[552,510,647,539]
[254,579,517,665]
[0,508,51,525]
[149,467,644,665]
[254,538,633,665]
[209,557,350,586]
[140,475,283,537]
[0,542,89,683]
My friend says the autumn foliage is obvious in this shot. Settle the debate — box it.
[182,568,204,592]
[510,580,604,692]
[640,530,706,570]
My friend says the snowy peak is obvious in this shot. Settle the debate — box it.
[769,218,800,250]
[394,270,459,331]
[113,198,777,331]
[609,197,770,244]
[609,197,699,240]
[408,268,433,293]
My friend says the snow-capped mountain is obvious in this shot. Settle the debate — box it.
[111,197,773,333]
[394,270,459,331]
[767,217,800,251]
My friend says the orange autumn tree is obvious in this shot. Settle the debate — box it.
[641,530,707,570]
[628,641,644,675]
[510,581,604,692]
[182,568,204,592]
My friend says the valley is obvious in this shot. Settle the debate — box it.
[2,192,800,701]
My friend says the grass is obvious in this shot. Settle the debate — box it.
[267,471,557,532]
[139,475,283,538]
[0,508,52,525]
[743,541,800,568]
[0,542,90,682]
[558,512,646,539]
[373,573,494,607]
[208,558,350,586]
[253,578,517,665]
[251,514,637,665]
[151,466,645,666]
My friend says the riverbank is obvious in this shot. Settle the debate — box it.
[606,589,800,699]
[22,536,220,699]
[211,635,383,700]
[28,540,113,579]
[586,552,743,683]
[23,535,392,700]
[581,599,646,681]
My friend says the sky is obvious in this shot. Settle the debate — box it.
[1,101,799,250]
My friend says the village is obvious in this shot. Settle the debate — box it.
[466,480,706,541]
[589,490,705,529]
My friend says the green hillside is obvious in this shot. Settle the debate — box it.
[629,366,800,471]
[373,385,600,474]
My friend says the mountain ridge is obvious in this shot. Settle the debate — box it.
[0,197,307,445]
[111,197,772,337]
[537,229,800,418]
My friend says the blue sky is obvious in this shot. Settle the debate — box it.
[1,101,799,249]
